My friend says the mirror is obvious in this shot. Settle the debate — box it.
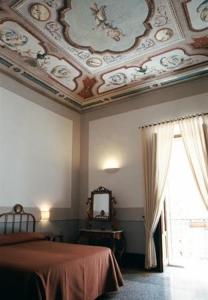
[86,186,117,229]
[93,194,110,219]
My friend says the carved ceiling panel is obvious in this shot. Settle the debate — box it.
[0,0,207,111]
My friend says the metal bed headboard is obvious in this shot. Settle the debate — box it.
[0,204,36,234]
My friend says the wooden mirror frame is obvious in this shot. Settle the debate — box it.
[86,186,117,229]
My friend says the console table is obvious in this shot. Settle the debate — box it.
[77,228,126,262]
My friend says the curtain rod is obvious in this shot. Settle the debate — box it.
[138,112,208,129]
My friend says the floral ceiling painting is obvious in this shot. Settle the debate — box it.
[0,0,207,111]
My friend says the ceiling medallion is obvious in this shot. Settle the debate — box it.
[154,28,174,42]
[61,0,153,53]
[51,65,71,78]
[86,57,102,67]
[30,3,51,22]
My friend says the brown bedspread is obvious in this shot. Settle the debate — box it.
[0,233,123,300]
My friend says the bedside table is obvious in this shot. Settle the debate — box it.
[77,229,126,261]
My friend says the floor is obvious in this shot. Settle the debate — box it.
[99,264,208,300]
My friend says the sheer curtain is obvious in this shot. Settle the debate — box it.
[141,123,174,269]
[179,115,208,209]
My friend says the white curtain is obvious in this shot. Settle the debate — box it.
[179,115,208,210]
[141,123,174,269]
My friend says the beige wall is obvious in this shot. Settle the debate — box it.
[0,72,80,221]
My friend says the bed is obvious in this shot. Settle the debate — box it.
[0,204,123,300]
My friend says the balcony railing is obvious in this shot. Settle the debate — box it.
[169,218,208,264]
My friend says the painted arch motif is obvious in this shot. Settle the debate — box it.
[184,0,208,31]
[98,49,208,93]
[0,21,81,91]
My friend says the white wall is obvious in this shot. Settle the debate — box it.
[0,87,72,210]
[89,92,208,212]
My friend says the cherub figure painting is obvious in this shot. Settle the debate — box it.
[90,3,125,41]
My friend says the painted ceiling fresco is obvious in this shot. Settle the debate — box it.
[0,0,208,111]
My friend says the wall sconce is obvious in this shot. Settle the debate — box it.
[103,158,120,173]
[104,167,120,173]
[41,210,50,222]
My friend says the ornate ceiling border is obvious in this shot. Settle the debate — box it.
[0,18,83,92]
[1,54,208,112]
[96,47,208,95]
